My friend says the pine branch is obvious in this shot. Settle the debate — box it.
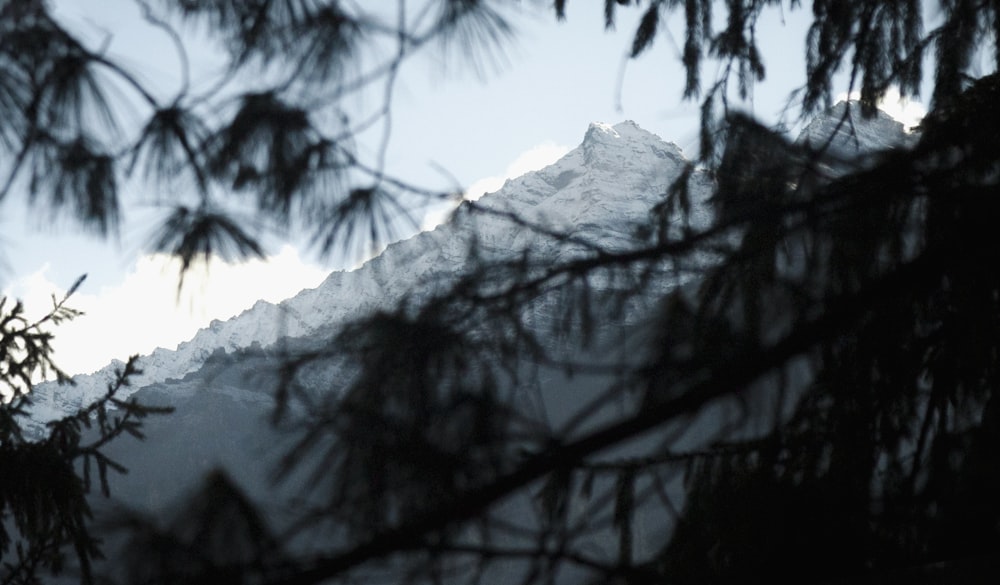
[266,251,944,585]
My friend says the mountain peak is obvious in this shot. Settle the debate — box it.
[583,120,665,146]
[580,120,685,171]
[31,112,903,432]
[585,121,617,138]
[797,100,915,155]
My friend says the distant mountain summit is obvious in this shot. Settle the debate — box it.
[27,121,696,426]
[18,110,920,582]
[797,100,918,156]
[27,109,910,434]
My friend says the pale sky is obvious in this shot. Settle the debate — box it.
[1,1,927,377]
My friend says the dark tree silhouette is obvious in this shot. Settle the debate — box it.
[0,279,170,584]
[2,1,999,584]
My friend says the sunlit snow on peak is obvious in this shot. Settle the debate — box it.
[588,121,618,135]
[836,86,927,131]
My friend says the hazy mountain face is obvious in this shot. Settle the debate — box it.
[31,111,908,425]
[28,111,911,579]
[83,119,707,510]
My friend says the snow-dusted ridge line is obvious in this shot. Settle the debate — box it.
[27,121,679,422]
[28,111,908,426]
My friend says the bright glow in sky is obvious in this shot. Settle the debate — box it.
[837,87,928,131]
[465,142,574,200]
[421,141,572,230]
[4,246,328,377]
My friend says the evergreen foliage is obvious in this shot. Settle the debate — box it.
[1,280,171,584]
[1,1,999,583]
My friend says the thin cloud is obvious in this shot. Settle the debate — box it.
[4,246,328,377]
[421,141,571,230]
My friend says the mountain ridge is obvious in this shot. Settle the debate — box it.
[12,108,923,583]
[27,109,909,429]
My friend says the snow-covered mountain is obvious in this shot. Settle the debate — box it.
[798,100,917,156]
[26,120,705,426]
[17,106,920,584]
[27,106,912,431]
